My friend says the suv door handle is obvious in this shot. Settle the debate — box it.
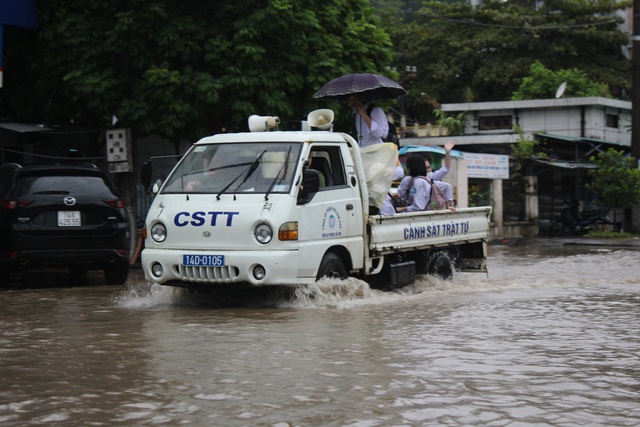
[346,204,353,210]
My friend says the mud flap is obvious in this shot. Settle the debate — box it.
[458,241,488,273]
[389,260,416,288]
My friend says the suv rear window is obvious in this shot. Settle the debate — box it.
[15,175,115,198]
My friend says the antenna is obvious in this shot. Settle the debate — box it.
[555,81,567,99]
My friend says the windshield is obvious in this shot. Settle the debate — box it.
[161,142,301,194]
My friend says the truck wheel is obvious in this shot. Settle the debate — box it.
[316,252,347,281]
[428,252,454,280]
[105,261,129,285]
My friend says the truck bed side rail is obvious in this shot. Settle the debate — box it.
[367,207,492,255]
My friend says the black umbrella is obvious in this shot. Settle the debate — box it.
[313,73,407,101]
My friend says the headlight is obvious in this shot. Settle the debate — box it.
[254,223,273,244]
[150,223,167,243]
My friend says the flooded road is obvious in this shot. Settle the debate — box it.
[1,243,640,426]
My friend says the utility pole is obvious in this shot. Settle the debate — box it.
[634,0,640,161]
[632,0,640,231]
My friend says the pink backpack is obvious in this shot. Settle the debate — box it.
[419,176,447,210]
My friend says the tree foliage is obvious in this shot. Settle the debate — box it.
[587,149,640,217]
[510,125,547,178]
[433,109,466,135]
[382,0,630,122]
[0,0,394,141]
[505,125,547,217]
[512,61,610,100]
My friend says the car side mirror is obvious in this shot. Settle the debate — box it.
[151,179,162,194]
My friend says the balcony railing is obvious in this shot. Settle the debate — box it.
[397,124,448,138]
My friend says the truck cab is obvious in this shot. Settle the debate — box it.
[142,129,371,288]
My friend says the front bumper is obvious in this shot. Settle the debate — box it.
[141,249,304,287]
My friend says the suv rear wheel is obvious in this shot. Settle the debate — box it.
[105,260,129,285]
[0,262,9,286]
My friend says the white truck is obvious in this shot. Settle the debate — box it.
[141,111,491,291]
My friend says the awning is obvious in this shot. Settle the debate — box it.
[0,123,52,133]
[531,157,597,170]
[535,133,627,147]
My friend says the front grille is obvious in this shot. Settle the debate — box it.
[175,265,240,283]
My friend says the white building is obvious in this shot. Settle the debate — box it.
[401,97,632,238]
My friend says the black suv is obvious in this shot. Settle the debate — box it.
[0,163,130,285]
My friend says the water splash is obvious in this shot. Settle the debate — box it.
[113,282,183,308]
[114,249,640,309]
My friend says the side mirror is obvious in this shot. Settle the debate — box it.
[152,179,162,194]
[298,169,320,204]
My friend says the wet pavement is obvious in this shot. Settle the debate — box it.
[491,235,640,248]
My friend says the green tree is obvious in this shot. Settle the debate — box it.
[510,125,547,179]
[0,0,393,142]
[433,109,466,135]
[504,126,549,220]
[512,61,610,100]
[587,149,640,230]
[386,0,630,121]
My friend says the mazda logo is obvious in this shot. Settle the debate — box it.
[63,197,77,206]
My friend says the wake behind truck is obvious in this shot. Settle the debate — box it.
[141,110,491,291]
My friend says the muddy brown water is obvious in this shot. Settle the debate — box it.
[1,244,640,426]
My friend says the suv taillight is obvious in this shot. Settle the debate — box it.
[104,199,126,208]
[2,200,33,209]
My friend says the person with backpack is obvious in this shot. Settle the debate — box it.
[348,93,389,147]
[423,142,456,210]
[394,154,433,212]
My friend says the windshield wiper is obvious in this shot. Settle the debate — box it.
[179,161,253,192]
[264,147,291,201]
[216,150,266,200]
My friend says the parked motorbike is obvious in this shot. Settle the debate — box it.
[549,207,612,236]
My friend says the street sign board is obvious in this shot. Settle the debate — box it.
[464,152,510,179]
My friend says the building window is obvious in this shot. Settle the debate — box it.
[478,115,512,130]
[606,114,619,128]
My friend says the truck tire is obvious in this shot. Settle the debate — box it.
[316,252,347,281]
[428,252,454,280]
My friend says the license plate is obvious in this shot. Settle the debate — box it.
[182,254,225,267]
[58,211,81,226]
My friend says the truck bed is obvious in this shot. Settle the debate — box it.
[367,207,492,256]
